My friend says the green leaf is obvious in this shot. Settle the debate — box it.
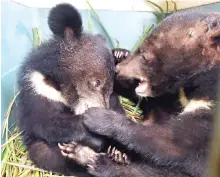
[1,131,22,148]
[171,0,177,11]
[32,28,41,48]
[131,97,143,117]
[115,39,120,48]
[146,0,166,23]
[86,0,114,48]
[166,1,169,13]
[19,170,31,177]
[88,10,93,33]
[131,24,154,52]
[147,0,164,14]
[1,147,9,176]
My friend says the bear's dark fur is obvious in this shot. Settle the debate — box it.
[82,10,220,177]
[16,3,124,176]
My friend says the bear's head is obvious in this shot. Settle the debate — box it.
[24,4,114,114]
[116,11,220,97]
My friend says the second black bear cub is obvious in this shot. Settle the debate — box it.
[83,10,220,177]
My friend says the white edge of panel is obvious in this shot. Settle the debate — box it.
[11,0,220,11]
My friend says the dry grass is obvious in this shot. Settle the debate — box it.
[1,93,143,177]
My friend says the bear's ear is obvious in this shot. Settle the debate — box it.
[202,33,220,60]
[212,33,220,58]
[212,34,220,50]
[64,27,74,42]
[202,18,220,59]
[48,3,82,38]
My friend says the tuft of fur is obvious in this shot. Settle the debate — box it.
[48,3,82,38]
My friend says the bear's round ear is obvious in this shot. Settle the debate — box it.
[212,35,220,49]
[64,27,74,41]
[48,3,82,38]
[202,33,220,60]
[202,17,220,59]
[210,34,220,59]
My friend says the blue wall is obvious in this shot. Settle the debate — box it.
[1,0,220,135]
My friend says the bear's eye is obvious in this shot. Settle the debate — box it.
[137,48,144,54]
[93,80,101,88]
[139,49,144,53]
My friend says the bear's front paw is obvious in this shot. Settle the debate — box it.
[107,146,130,165]
[112,48,130,64]
[83,108,118,137]
[58,142,96,166]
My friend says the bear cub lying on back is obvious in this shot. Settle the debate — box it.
[16,3,126,176]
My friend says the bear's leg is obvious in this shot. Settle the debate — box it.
[28,140,90,176]
[109,92,126,115]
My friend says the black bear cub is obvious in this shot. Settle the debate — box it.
[16,3,125,176]
[80,10,220,177]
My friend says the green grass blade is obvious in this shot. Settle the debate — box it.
[171,0,177,11]
[1,147,9,176]
[147,0,166,22]
[166,1,169,13]
[131,98,143,116]
[35,171,40,177]
[2,91,20,137]
[153,12,163,23]
[9,140,17,162]
[1,131,22,148]
[32,28,41,48]
[6,162,46,172]
[115,39,120,48]
[19,170,31,177]
[86,0,100,19]
[12,166,19,177]
[88,10,93,33]
[86,0,114,48]
[1,147,8,161]
[131,24,154,52]
[2,118,8,138]
[147,0,164,14]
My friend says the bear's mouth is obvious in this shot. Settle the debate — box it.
[75,103,89,115]
[75,99,106,115]
[135,78,153,97]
